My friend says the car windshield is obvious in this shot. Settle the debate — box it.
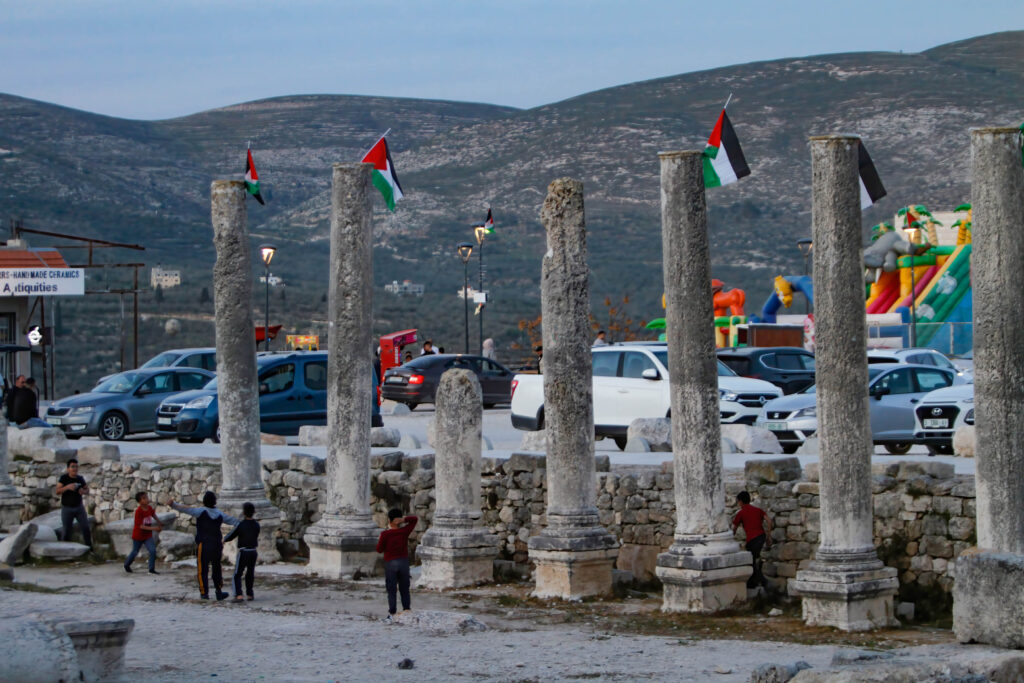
[651,350,736,376]
[141,352,181,368]
[93,372,143,393]
[802,367,885,394]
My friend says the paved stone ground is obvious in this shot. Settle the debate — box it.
[2,560,997,682]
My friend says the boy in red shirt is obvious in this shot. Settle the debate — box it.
[124,491,162,574]
[731,490,772,590]
[376,509,418,623]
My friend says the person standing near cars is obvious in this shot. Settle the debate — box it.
[482,338,497,360]
[592,330,609,347]
[420,340,437,356]
[56,459,92,549]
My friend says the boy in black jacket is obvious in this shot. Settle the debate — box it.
[224,501,260,601]
[169,491,240,601]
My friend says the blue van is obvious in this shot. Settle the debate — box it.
[155,351,380,443]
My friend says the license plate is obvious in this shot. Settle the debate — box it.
[922,418,948,429]
[763,421,787,431]
[49,417,62,425]
[386,376,404,384]
[157,417,173,426]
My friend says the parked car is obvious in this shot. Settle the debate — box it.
[756,363,956,454]
[716,346,816,394]
[47,367,216,440]
[381,354,514,409]
[511,344,783,450]
[867,348,971,383]
[911,383,974,455]
[157,351,380,443]
[95,347,218,386]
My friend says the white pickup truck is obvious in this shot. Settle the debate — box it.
[510,343,783,450]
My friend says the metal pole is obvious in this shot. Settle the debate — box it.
[478,239,484,355]
[463,260,470,353]
[909,259,917,347]
[265,264,270,352]
[803,253,810,314]
[132,267,139,368]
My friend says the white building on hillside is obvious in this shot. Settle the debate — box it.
[151,266,181,289]
[258,274,284,287]
[384,280,425,296]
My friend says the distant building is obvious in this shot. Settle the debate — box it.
[384,279,425,296]
[151,266,181,289]
[258,274,284,287]
[457,285,487,301]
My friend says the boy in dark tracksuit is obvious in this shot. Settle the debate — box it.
[224,501,260,601]
[170,491,240,601]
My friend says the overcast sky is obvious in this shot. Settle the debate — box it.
[2,1,1021,120]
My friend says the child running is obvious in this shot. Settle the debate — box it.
[376,509,418,623]
[169,491,240,601]
[224,502,260,601]
[123,491,162,574]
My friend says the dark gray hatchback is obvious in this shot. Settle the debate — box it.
[716,346,816,394]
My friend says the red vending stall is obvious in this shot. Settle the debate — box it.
[379,329,418,378]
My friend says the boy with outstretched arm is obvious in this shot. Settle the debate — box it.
[169,491,240,601]
[376,509,418,623]
[224,501,260,601]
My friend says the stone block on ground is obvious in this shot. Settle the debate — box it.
[260,432,287,446]
[8,426,69,457]
[28,447,78,464]
[627,418,671,451]
[370,427,401,448]
[953,425,975,458]
[392,609,487,634]
[616,543,660,584]
[750,661,812,683]
[56,618,135,683]
[594,454,610,472]
[398,433,421,449]
[386,401,411,416]
[896,461,954,481]
[795,436,818,455]
[20,523,58,543]
[157,531,195,561]
[289,452,325,475]
[720,424,783,454]
[0,522,37,565]
[954,551,1024,649]
[745,457,802,485]
[518,429,546,452]
[76,444,120,465]
[624,437,651,452]
[29,540,90,560]
[297,425,327,447]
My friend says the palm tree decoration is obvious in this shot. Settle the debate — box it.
[871,221,894,242]
[897,204,942,245]
[951,203,972,245]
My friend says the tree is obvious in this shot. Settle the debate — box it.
[199,287,211,304]
[591,294,648,343]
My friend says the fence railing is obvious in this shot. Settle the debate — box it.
[867,321,973,357]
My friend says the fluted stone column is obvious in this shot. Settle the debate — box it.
[788,137,896,630]
[527,178,617,599]
[653,151,751,612]
[953,127,1024,649]
[0,416,23,530]
[210,180,280,559]
[304,163,380,578]
[418,369,496,588]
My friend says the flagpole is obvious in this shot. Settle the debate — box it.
[723,93,733,110]
[361,128,392,159]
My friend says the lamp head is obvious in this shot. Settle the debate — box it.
[474,225,488,244]
[259,243,277,267]
[797,238,813,257]
[456,242,474,263]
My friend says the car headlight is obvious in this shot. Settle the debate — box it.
[185,395,215,410]
[70,406,94,415]
[962,397,974,404]
[793,406,817,419]
[719,389,739,402]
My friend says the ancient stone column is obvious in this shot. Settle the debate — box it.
[788,137,896,630]
[0,416,23,530]
[304,163,380,578]
[210,179,280,559]
[418,369,496,588]
[653,151,751,612]
[527,178,618,599]
[953,127,1024,649]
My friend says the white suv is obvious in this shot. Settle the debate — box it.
[867,348,971,383]
[912,383,974,455]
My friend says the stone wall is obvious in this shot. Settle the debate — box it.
[7,451,974,607]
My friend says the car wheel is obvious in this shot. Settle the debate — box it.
[782,444,799,454]
[885,442,913,455]
[927,444,954,456]
[405,402,418,411]
[211,424,221,444]
[613,436,628,451]
[99,413,128,441]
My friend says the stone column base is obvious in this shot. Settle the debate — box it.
[530,547,618,599]
[304,513,380,579]
[0,488,23,531]
[655,538,752,613]
[953,551,1024,649]
[218,492,282,562]
[789,557,898,631]
[417,545,496,589]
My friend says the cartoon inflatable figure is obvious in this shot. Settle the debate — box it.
[773,276,794,309]
[711,279,745,317]
[863,231,930,283]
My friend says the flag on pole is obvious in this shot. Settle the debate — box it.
[484,208,494,234]
[702,109,750,188]
[361,135,404,211]
[245,148,265,205]
[857,142,886,209]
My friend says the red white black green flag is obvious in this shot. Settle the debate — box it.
[362,135,404,211]
[858,141,887,209]
[702,109,750,188]
[245,148,265,205]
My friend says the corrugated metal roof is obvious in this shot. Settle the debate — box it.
[0,249,69,268]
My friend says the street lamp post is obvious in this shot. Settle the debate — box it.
[457,242,474,354]
[905,228,920,347]
[474,225,488,355]
[259,243,277,352]
[797,238,813,314]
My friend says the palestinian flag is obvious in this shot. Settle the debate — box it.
[858,142,886,209]
[245,148,265,205]
[362,135,404,211]
[702,109,750,188]
[484,208,494,234]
